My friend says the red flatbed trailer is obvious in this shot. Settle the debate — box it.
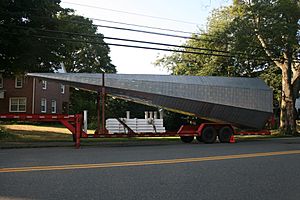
[0,114,270,148]
[15,72,273,148]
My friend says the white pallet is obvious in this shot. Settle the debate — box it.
[106,118,166,134]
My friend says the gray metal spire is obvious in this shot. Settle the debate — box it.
[27,73,273,129]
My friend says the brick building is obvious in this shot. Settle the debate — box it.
[0,74,69,114]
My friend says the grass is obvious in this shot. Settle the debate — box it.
[0,124,72,142]
[0,124,180,144]
[1,123,299,148]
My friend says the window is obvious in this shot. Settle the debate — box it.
[0,74,3,88]
[15,76,22,88]
[51,100,56,113]
[60,84,65,94]
[42,80,47,90]
[9,98,26,112]
[41,98,47,113]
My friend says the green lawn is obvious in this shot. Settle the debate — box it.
[0,124,180,143]
[0,123,298,145]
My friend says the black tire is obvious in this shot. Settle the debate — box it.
[218,126,233,143]
[196,136,203,142]
[201,126,217,144]
[180,136,194,143]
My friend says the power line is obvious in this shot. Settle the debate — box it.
[0,11,245,46]
[62,1,200,26]
[0,31,239,58]
[2,29,277,64]
[1,24,240,55]
[0,12,281,59]
[2,14,290,63]
[0,30,212,65]
[4,24,273,63]
[44,16,275,53]
[89,18,197,35]
[1,10,200,36]
[39,34,291,63]
[67,20,219,43]
[1,10,273,53]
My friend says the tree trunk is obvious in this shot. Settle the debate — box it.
[280,67,296,135]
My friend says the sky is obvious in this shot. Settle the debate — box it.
[60,0,232,74]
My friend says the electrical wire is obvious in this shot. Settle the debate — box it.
[1,24,243,55]
[0,11,251,47]
[0,10,201,36]
[89,18,198,35]
[0,12,297,64]
[0,31,240,58]
[1,18,295,63]
[1,29,276,64]
[1,9,274,54]
[62,1,200,26]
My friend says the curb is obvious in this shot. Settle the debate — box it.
[0,140,182,149]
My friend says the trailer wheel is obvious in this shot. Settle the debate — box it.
[196,136,203,142]
[180,136,194,143]
[218,126,233,143]
[201,126,217,144]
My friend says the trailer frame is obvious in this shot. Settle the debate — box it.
[0,114,83,148]
[0,113,271,148]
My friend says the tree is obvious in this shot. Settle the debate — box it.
[54,11,116,121]
[155,5,270,129]
[0,0,118,126]
[0,0,116,74]
[156,1,300,135]
[56,11,116,73]
[0,0,64,74]
[155,6,267,77]
[233,0,300,134]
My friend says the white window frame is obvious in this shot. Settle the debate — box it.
[42,80,47,90]
[15,76,23,88]
[41,98,47,113]
[9,97,26,112]
[51,100,57,113]
[0,74,3,88]
[60,84,65,94]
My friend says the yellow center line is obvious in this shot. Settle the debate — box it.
[1,150,300,173]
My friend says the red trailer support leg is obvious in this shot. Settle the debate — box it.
[96,91,101,135]
[95,72,108,135]
[75,114,82,149]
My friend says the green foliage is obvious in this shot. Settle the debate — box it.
[157,1,299,74]
[155,0,300,129]
[56,12,117,125]
[0,0,121,128]
[259,67,282,101]
[0,0,116,74]
[106,99,154,119]
[0,0,64,74]
[155,5,267,78]
[69,90,162,129]
[234,0,300,134]
[156,0,299,98]
[56,12,116,73]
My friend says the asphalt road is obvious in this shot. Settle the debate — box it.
[1,137,300,200]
